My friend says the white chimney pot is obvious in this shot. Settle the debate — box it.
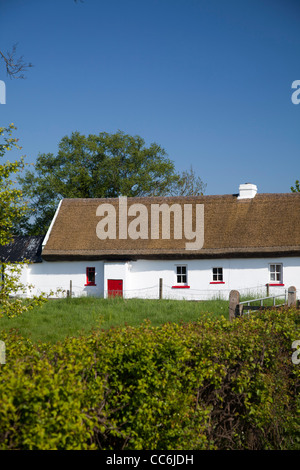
[238,183,257,199]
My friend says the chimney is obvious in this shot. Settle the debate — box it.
[237,183,257,199]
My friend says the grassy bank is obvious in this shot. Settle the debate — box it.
[0,293,288,344]
[0,296,229,343]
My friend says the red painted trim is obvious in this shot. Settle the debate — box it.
[84,283,97,286]
[268,283,285,286]
[172,285,190,289]
[210,281,225,284]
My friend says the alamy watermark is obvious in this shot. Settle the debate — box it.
[292,340,300,365]
[0,80,6,104]
[291,80,300,105]
[96,196,204,250]
[0,341,5,364]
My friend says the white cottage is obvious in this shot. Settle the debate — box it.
[2,184,300,300]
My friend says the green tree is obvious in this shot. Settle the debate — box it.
[0,124,47,317]
[291,180,300,192]
[0,124,26,245]
[17,130,206,235]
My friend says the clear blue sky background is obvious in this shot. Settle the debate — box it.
[1,0,300,195]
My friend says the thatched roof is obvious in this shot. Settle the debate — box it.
[0,236,44,263]
[41,193,300,260]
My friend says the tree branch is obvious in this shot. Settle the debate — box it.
[0,44,33,79]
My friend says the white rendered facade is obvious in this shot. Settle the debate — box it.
[19,255,299,301]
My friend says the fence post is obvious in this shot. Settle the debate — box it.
[70,280,72,298]
[159,278,163,299]
[288,286,297,307]
[266,283,269,297]
[229,290,240,321]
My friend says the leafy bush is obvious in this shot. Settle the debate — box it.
[0,308,299,450]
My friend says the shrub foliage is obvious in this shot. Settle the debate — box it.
[0,308,299,450]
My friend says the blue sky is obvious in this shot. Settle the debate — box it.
[1,0,300,195]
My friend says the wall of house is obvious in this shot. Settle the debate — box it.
[27,260,105,298]
[18,256,300,301]
[3,263,31,298]
[104,256,300,301]
[103,261,130,298]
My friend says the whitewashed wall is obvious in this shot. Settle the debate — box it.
[103,261,131,298]
[105,257,300,301]
[27,260,104,298]
[3,263,30,298]
[14,256,300,301]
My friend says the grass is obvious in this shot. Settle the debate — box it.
[0,296,229,344]
[0,293,287,344]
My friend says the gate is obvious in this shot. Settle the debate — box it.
[229,286,297,321]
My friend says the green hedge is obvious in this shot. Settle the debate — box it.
[0,308,299,450]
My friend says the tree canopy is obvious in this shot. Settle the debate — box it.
[0,124,48,317]
[291,180,300,193]
[17,130,206,236]
[0,124,27,245]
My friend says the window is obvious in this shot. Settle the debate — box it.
[269,264,283,284]
[176,265,187,284]
[212,267,223,282]
[210,267,224,284]
[172,265,190,288]
[85,267,96,286]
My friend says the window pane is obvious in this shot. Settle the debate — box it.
[176,266,187,283]
[276,265,281,274]
[212,267,223,281]
[269,264,282,282]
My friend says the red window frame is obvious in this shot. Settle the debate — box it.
[85,267,96,286]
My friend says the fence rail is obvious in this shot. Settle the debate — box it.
[229,286,297,321]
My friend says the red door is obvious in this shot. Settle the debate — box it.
[107,279,123,298]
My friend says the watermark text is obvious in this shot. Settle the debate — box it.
[0,341,5,364]
[0,80,6,104]
[292,340,300,365]
[291,80,300,105]
[96,197,204,251]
